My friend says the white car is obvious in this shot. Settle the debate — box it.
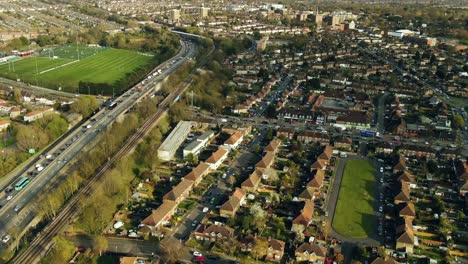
[380,167,384,173]
[6,195,12,201]
[193,251,202,257]
[379,206,383,212]
[222,173,227,179]
[202,207,209,213]
[2,235,10,243]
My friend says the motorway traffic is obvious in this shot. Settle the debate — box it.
[0,35,198,250]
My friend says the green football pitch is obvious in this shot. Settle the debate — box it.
[0,47,154,93]
[332,159,377,238]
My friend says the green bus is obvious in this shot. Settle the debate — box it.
[14,177,30,191]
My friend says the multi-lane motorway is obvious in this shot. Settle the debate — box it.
[0,35,198,251]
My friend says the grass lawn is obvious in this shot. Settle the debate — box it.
[332,159,376,238]
[0,48,154,92]
[39,45,106,60]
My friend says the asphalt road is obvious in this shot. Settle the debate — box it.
[0,38,197,251]
[376,92,388,133]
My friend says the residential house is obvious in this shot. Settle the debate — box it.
[163,179,194,204]
[298,187,315,201]
[295,243,327,263]
[375,142,394,154]
[277,127,295,140]
[0,120,10,132]
[24,107,54,122]
[439,148,461,160]
[317,145,333,162]
[307,169,325,190]
[0,102,13,113]
[393,157,406,173]
[297,130,330,145]
[310,159,326,170]
[399,145,436,159]
[264,138,281,154]
[396,170,415,183]
[335,111,371,129]
[371,257,399,264]
[220,188,246,218]
[394,180,411,204]
[395,217,414,253]
[194,224,234,242]
[458,162,468,196]
[266,239,285,263]
[240,235,256,252]
[120,257,146,264]
[9,106,21,119]
[140,201,177,231]
[184,162,211,186]
[241,169,263,192]
[223,131,244,150]
[206,147,229,170]
[334,136,352,150]
[292,200,314,230]
[399,202,416,220]
[256,151,275,170]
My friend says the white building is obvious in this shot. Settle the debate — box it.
[223,131,244,150]
[388,29,416,38]
[183,131,214,158]
[0,120,10,132]
[158,121,191,161]
[170,9,181,22]
[24,107,54,122]
[206,147,229,170]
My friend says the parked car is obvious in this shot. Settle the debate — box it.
[2,235,11,243]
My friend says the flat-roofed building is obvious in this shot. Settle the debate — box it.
[158,121,191,161]
[183,131,214,158]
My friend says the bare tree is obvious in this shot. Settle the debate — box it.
[159,238,183,264]
[93,236,108,256]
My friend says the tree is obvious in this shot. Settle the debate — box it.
[93,236,108,256]
[265,128,274,141]
[452,114,464,128]
[159,238,183,264]
[12,88,22,104]
[43,235,76,263]
[265,168,279,184]
[15,125,49,152]
[427,160,438,174]
[252,238,269,260]
[253,143,261,154]
[185,153,198,165]
[70,96,99,117]
[250,203,267,229]
[168,102,189,124]
[291,224,305,245]
[45,115,68,139]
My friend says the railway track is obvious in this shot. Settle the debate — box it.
[11,78,192,264]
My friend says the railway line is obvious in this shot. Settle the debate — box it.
[11,74,194,264]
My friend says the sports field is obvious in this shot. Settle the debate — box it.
[39,45,106,60]
[0,47,154,93]
[332,159,376,238]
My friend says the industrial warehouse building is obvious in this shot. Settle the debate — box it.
[183,130,215,158]
[158,121,192,161]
